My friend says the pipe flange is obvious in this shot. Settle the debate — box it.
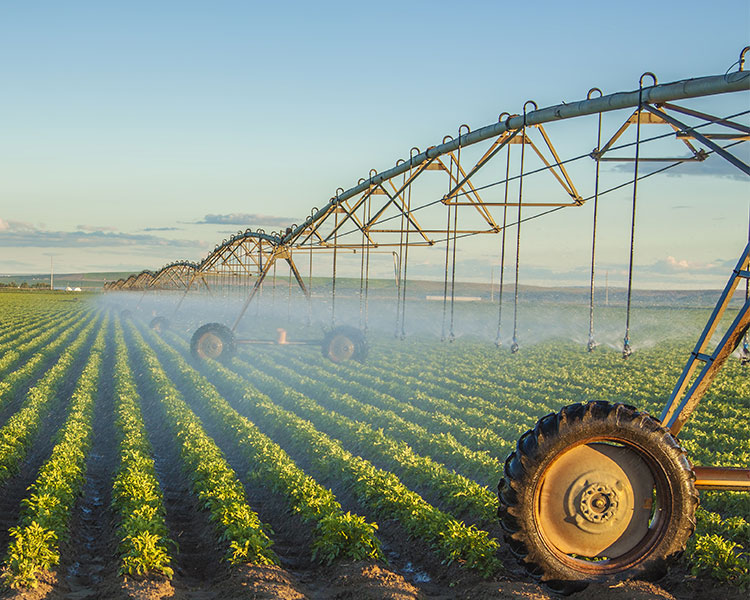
[579,482,619,523]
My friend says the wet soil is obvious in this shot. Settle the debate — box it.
[55,322,128,599]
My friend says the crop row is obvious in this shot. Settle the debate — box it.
[325,353,540,429]
[126,323,278,566]
[303,355,530,442]
[0,309,74,351]
[332,339,748,466]
[321,349,551,429]
[111,321,174,578]
[1,316,108,588]
[230,353,497,523]
[0,311,85,381]
[261,352,517,458]
[223,344,501,486]
[0,312,95,416]
[178,338,502,575]
[0,314,100,485]
[0,295,77,343]
[140,325,384,565]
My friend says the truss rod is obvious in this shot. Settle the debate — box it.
[284,71,749,245]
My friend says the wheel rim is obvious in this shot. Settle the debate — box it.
[327,334,355,362]
[196,331,224,360]
[535,440,667,574]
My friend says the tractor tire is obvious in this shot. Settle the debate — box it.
[190,323,236,362]
[322,326,368,363]
[150,316,170,332]
[498,401,697,591]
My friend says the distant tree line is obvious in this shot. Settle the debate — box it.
[0,282,49,289]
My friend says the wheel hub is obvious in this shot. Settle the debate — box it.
[537,442,656,558]
[328,335,355,362]
[197,332,223,359]
[579,482,619,523]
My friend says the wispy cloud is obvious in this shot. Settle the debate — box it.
[607,150,749,181]
[194,213,294,227]
[642,255,727,275]
[77,224,118,232]
[142,226,182,232]
[0,218,35,233]
[0,218,206,250]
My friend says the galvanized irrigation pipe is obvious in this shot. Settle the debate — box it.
[284,71,750,246]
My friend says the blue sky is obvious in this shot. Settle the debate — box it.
[1,1,748,288]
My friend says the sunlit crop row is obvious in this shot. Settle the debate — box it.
[177,340,502,576]
[2,317,107,588]
[0,312,95,415]
[0,292,746,590]
[111,322,174,578]
[231,353,497,523]
[0,311,84,379]
[0,314,99,486]
[143,327,384,565]
[126,324,278,567]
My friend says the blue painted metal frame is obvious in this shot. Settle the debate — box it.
[661,242,750,434]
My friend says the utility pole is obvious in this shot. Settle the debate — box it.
[50,256,54,290]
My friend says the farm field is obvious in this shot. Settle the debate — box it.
[0,290,747,600]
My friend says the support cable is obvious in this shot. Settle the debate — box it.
[496,137,512,347]
[588,88,603,352]
[287,258,292,323]
[359,199,367,330]
[400,176,413,339]
[395,171,407,337]
[327,111,749,245]
[441,154,454,341]
[449,129,469,342]
[512,105,534,353]
[364,196,372,333]
[307,237,313,326]
[331,208,338,327]
[422,138,745,249]
[743,202,750,366]
[624,74,655,359]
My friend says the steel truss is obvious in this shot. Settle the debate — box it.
[109,53,750,346]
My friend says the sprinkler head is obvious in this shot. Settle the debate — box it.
[495,338,502,349]
[510,341,519,353]
[622,339,632,360]
[741,342,750,367]
[587,338,597,352]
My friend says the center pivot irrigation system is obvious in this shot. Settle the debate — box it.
[107,49,750,586]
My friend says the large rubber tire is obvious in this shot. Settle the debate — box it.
[190,323,236,362]
[321,326,368,363]
[150,316,170,332]
[498,401,697,591]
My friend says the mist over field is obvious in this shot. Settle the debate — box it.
[103,279,740,356]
